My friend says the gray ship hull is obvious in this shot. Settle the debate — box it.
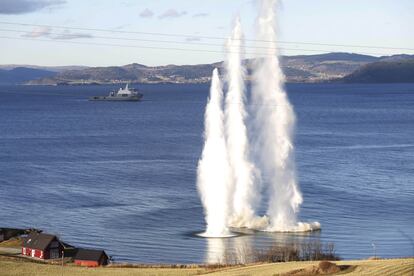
[89,95,143,101]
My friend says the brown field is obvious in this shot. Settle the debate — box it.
[206,258,414,276]
[0,255,412,276]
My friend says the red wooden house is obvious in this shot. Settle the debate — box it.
[74,248,109,267]
[22,232,63,259]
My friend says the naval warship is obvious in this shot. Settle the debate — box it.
[89,84,143,101]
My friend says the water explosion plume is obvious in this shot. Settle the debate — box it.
[224,18,261,229]
[197,0,320,237]
[197,69,234,237]
[252,0,319,232]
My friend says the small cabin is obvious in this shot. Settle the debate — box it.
[74,248,109,267]
[22,232,63,259]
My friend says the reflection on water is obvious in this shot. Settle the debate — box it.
[206,238,226,264]
[206,235,254,264]
[205,230,322,264]
[232,236,253,264]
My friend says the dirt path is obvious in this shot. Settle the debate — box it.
[0,247,20,255]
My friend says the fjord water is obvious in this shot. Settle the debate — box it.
[0,83,413,263]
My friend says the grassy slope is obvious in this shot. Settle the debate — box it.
[205,259,414,276]
[0,257,413,276]
[0,239,21,248]
[0,258,203,276]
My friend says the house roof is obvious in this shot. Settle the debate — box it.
[22,232,59,250]
[74,248,108,262]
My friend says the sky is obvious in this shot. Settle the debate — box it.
[0,0,413,66]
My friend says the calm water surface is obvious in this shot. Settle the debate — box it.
[0,83,413,263]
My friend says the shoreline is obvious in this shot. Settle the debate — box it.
[1,233,413,275]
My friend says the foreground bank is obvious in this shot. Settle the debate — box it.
[0,255,413,276]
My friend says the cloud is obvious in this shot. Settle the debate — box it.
[52,30,94,40]
[186,36,201,42]
[158,9,187,19]
[139,8,154,18]
[113,24,131,30]
[193,13,209,18]
[22,26,51,38]
[21,27,93,40]
[121,1,136,7]
[0,0,65,14]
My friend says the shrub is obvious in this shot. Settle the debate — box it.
[222,240,340,265]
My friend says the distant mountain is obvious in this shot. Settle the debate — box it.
[29,62,218,85]
[30,52,380,85]
[284,52,378,63]
[280,53,382,82]
[0,65,89,72]
[341,60,414,83]
[377,54,414,62]
[2,52,413,85]
[0,67,57,85]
